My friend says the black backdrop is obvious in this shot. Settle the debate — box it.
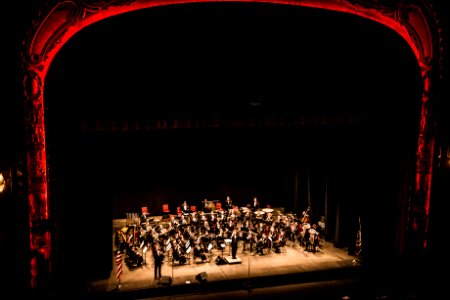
[43,3,422,289]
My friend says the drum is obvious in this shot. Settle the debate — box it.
[254,210,265,216]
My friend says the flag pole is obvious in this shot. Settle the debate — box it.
[324,177,328,237]
[353,214,362,264]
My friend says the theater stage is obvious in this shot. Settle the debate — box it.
[86,219,359,298]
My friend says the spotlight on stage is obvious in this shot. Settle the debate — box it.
[195,272,208,283]
[0,167,14,195]
[0,173,5,193]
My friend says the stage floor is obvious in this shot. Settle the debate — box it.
[86,219,358,296]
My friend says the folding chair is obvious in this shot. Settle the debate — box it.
[141,207,149,215]
[162,204,170,214]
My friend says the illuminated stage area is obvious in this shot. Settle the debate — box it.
[85,216,433,300]
[87,217,356,296]
[3,1,447,299]
[83,212,436,300]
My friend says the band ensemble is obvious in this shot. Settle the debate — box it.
[115,196,323,278]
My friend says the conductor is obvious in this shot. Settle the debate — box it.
[153,243,164,280]
[230,227,239,259]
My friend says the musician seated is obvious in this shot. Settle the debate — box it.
[216,235,226,251]
[201,232,212,249]
[251,196,261,211]
[243,230,256,253]
[172,243,188,265]
[256,235,267,255]
[125,244,144,267]
[193,237,208,262]
[179,214,188,226]
[272,231,286,253]
[140,213,148,223]
[181,201,191,215]
[202,198,212,213]
[305,224,320,252]
[225,195,233,211]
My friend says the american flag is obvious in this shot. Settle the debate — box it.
[116,251,123,279]
[355,215,362,257]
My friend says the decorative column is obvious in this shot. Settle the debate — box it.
[23,63,51,289]
[396,2,443,256]
[20,0,141,290]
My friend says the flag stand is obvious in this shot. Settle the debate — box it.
[353,215,362,264]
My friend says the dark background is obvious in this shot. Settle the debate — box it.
[2,1,448,296]
[43,3,421,286]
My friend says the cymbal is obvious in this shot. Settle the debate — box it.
[262,208,274,213]
[254,210,265,215]
[240,207,250,211]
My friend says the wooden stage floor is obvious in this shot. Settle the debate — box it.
[86,219,359,298]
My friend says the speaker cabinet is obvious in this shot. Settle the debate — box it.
[215,256,227,265]
[195,272,207,282]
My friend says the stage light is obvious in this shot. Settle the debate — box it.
[446,146,450,169]
[0,173,5,193]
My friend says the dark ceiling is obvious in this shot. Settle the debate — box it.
[45,3,422,126]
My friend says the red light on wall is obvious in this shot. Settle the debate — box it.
[446,146,450,169]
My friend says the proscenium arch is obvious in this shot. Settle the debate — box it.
[22,0,443,290]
